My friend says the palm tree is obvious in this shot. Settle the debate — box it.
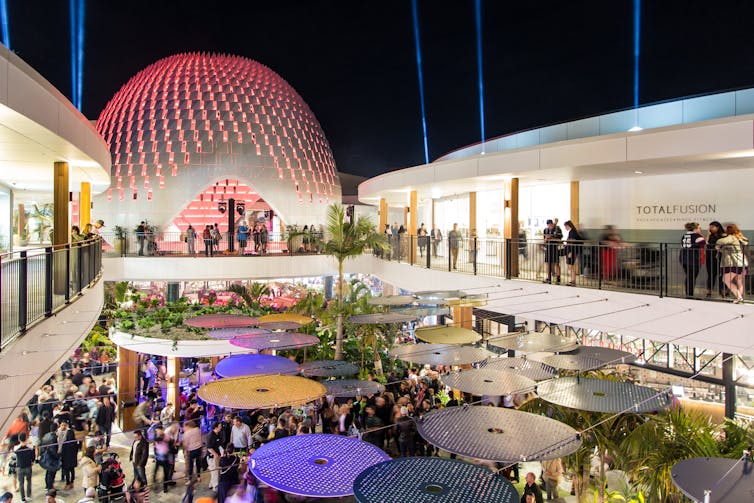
[323,203,388,360]
[228,282,269,308]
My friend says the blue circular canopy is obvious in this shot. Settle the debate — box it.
[214,354,299,378]
[354,458,518,503]
[250,434,390,498]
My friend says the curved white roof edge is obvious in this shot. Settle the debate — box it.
[0,44,111,193]
[359,113,754,206]
[109,330,255,358]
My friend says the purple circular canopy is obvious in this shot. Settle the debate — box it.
[184,313,259,329]
[229,332,320,351]
[259,321,302,331]
[215,354,299,378]
[207,327,271,340]
[250,434,390,498]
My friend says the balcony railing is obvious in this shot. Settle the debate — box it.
[378,235,752,303]
[1,237,103,350]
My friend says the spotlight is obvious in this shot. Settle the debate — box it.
[236,201,245,215]
[218,201,227,214]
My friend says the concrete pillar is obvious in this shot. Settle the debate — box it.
[408,190,417,263]
[80,182,91,228]
[324,276,334,300]
[53,162,69,246]
[452,305,473,329]
[379,198,388,233]
[167,282,180,302]
[116,345,139,431]
[504,178,520,277]
[570,181,579,226]
[166,356,181,422]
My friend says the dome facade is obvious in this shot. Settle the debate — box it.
[93,52,341,229]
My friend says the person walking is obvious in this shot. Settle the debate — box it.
[58,420,77,490]
[182,420,203,484]
[211,223,222,253]
[431,224,442,257]
[448,223,461,269]
[14,433,34,502]
[679,222,705,298]
[541,458,563,501]
[716,223,749,303]
[129,430,149,486]
[237,221,249,255]
[136,221,147,256]
[206,422,223,492]
[202,226,213,257]
[79,446,101,496]
[39,424,61,491]
[705,221,725,298]
[563,220,584,286]
[186,225,196,255]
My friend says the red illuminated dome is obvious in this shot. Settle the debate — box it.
[94,52,341,229]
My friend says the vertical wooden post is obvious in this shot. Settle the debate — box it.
[408,190,417,263]
[504,178,520,276]
[379,198,388,233]
[166,356,181,421]
[117,346,139,431]
[452,306,473,329]
[570,181,580,226]
[469,191,477,236]
[53,162,69,246]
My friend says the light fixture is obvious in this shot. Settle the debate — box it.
[634,170,643,174]
[218,201,227,214]
[504,200,511,208]
[236,201,246,215]
[628,125,643,132]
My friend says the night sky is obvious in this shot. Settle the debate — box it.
[6,0,754,177]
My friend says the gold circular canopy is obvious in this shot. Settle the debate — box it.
[198,375,325,409]
[414,325,481,345]
[258,313,313,326]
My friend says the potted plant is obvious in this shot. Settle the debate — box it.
[113,225,128,255]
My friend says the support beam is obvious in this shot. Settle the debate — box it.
[117,345,139,431]
[53,161,69,246]
[469,191,477,237]
[16,203,25,246]
[570,180,579,226]
[452,305,473,329]
[504,177,519,277]
[80,182,91,228]
[379,198,388,233]
[166,356,181,422]
[408,190,417,264]
[723,352,735,419]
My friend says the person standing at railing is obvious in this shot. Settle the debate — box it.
[135,221,146,256]
[418,223,428,257]
[260,224,269,254]
[563,220,584,286]
[202,226,213,257]
[599,225,623,281]
[398,225,407,259]
[680,222,706,298]
[186,225,196,255]
[705,221,725,298]
[543,219,562,284]
[237,221,249,255]
[716,224,749,304]
[448,223,462,269]
[212,223,222,253]
[431,224,442,257]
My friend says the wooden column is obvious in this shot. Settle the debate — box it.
[452,305,473,329]
[166,356,181,421]
[80,182,91,228]
[504,178,520,277]
[379,198,388,233]
[116,345,139,431]
[431,199,435,228]
[469,191,477,236]
[570,180,580,226]
[408,190,417,263]
[53,161,69,246]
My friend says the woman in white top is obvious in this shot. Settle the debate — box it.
[716,223,749,303]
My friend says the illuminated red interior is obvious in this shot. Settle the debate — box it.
[174,179,271,233]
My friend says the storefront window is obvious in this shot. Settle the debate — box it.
[0,186,10,252]
[477,190,503,239]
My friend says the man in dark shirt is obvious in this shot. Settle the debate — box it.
[96,396,115,447]
[521,472,543,503]
[129,430,149,485]
[14,433,35,501]
[363,406,384,449]
[543,219,563,284]
[206,422,223,491]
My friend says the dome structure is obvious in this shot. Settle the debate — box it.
[93,53,341,230]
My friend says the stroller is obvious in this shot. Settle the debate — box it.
[98,452,126,503]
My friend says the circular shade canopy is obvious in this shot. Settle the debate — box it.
[392,306,450,318]
[215,354,299,378]
[110,330,251,358]
[258,321,302,331]
[391,344,495,366]
[249,434,390,498]
[198,375,325,409]
[444,294,488,307]
[299,360,360,378]
[415,326,481,345]
[184,313,259,329]
[482,357,558,381]
[440,369,535,396]
[671,457,754,503]
[348,313,417,324]
[207,327,271,340]
[541,346,637,371]
[229,332,319,351]
[487,332,579,354]
[258,313,313,326]
[536,377,671,413]
[367,295,417,306]
[414,290,468,300]
[353,458,518,503]
[323,379,385,397]
[416,406,582,463]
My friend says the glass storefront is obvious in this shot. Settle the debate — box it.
[0,185,10,252]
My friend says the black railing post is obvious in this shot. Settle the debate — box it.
[65,244,71,303]
[504,239,512,279]
[658,243,665,298]
[44,247,53,316]
[597,243,603,290]
[19,251,28,333]
[426,238,431,269]
[473,237,478,275]
[663,243,669,298]
[77,243,84,294]
[448,237,452,272]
